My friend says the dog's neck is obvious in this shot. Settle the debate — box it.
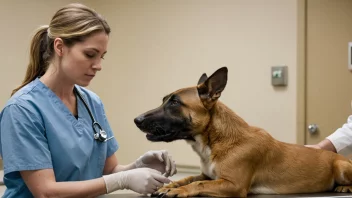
[203,101,250,145]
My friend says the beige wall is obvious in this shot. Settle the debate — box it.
[0,0,87,97]
[0,0,298,167]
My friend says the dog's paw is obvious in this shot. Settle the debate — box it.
[150,183,182,197]
[151,187,190,198]
[150,187,173,197]
[335,186,352,193]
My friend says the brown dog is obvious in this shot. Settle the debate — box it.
[134,67,352,197]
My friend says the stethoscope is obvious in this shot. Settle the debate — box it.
[74,86,114,142]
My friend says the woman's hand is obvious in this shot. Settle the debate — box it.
[135,150,177,177]
[103,168,171,195]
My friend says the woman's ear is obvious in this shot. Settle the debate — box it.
[53,38,64,57]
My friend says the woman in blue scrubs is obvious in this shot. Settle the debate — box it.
[0,3,176,197]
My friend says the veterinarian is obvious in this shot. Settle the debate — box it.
[306,115,352,157]
[0,3,176,198]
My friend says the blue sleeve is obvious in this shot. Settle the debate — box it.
[0,104,52,175]
[100,102,119,157]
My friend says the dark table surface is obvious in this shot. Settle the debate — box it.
[98,193,352,198]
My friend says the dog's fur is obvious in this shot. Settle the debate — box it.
[134,67,352,197]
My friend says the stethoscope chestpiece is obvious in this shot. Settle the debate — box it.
[93,122,107,142]
[94,130,107,142]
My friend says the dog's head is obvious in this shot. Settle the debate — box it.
[134,67,228,142]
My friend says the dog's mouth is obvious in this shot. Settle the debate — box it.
[145,131,179,142]
[140,125,194,142]
[141,125,178,142]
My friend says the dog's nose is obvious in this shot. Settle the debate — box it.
[134,116,145,127]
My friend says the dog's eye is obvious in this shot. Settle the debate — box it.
[170,100,179,106]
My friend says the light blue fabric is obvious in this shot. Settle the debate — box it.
[0,77,119,197]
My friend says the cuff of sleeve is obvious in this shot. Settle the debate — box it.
[4,163,53,175]
[326,129,349,153]
[107,140,119,158]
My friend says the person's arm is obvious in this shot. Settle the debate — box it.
[324,115,352,154]
[20,169,107,198]
[306,115,352,154]
[21,160,172,198]
[306,139,337,153]
[103,153,136,175]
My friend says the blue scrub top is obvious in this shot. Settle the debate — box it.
[0,78,119,197]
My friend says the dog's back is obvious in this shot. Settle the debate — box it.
[196,100,348,195]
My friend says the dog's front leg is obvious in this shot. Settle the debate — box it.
[153,179,248,198]
[167,173,210,188]
[152,173,209,196]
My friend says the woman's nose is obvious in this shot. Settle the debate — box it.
[93,61,102,71]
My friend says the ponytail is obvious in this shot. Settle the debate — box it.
[11,25,51,96]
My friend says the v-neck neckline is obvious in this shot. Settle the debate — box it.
[36,78,82,126]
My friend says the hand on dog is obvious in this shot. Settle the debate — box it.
[305,144,321,149]
[135,150,177,177]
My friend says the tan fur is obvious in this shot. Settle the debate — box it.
[155,87,352,197]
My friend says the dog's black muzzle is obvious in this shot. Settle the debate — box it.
[134,111,195,142]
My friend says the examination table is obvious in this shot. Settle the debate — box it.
[99,193,352,198]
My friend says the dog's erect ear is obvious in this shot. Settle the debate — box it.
[197,73,208,85]
[197,67,228,109]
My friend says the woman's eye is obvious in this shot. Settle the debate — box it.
[85,53,95,58]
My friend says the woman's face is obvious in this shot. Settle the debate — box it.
[57,31,109,87]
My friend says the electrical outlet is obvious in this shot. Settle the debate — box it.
[271,66,288,86]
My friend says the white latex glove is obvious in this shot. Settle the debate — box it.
[135,150,177,177]
[102,167,171,195]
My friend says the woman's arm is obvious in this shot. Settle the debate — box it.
[20,154,133,198]
[103,153,136,175]
[21,152,140,198]
[20,169,107,198]
[20,153,172,197]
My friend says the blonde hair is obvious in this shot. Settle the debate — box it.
[11,3,110,96]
